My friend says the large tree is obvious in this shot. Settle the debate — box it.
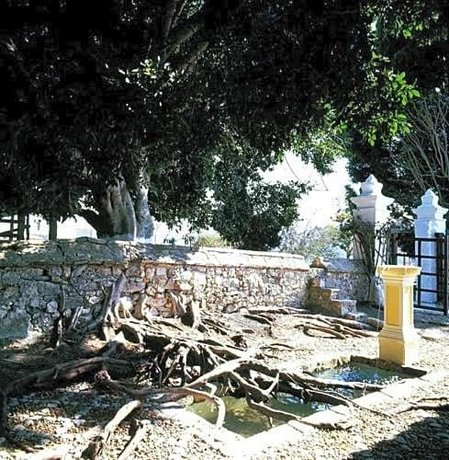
[392,90,449,205]
[0,0,423,246]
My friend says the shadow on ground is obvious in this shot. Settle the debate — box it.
[350,411,449,460]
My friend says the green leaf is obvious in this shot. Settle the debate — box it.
[402,29,412,38]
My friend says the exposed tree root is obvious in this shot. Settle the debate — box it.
[79,272,129,341]
[3,302,388,454]
[295,314,374,339]
[7,356,132,395]
[117,420,149,460]
[302,324,347,339]
[247,307,311,315]
[0,355,132,448]
[243,313,273,325]
[82,399,143,459]
[395,397,449,413]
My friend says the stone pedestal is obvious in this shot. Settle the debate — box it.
[376,265,422,365]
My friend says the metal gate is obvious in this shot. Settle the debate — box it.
[391,231,448,315]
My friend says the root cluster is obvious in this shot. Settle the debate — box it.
[1,275,382,458]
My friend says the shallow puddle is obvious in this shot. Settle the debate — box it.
[313,362,411,398]
[188,359,417,437]
[313,362,410,385]
[187,393,329,437]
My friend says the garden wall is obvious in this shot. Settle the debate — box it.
[0,239,368,339]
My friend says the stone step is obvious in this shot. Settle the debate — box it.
[309,286,340,301]
[345,312,368,323]
[338,299,357,317]
[366,316,383,330]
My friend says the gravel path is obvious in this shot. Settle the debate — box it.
[1,307,449,460]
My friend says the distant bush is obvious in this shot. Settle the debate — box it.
[278,223,348,261]
[196,232,231,248]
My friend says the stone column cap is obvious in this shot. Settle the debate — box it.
[376,265,422,279]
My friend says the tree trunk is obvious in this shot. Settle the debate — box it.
[48,216,58,241]
[135,182,154,242]
[81,176,154,242]
[17,210,27,240]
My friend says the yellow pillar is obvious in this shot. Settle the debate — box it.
[376,265,422,365]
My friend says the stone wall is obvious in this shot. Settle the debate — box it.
[0,239,368,339]
[311,258,368,301]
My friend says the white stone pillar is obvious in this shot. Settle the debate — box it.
[413,189,448,306]
[350,175,394,259]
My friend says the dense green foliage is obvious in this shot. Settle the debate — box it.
[347,0,448,208]
[1,1,445,247]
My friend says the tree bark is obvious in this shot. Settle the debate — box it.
[135,182,154,241]
[81,176,154,242]
[48,216,58,241]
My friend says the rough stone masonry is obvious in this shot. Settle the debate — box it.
[0,238,367,339]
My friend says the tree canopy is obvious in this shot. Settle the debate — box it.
[347,0,448,209]
[1,0,442,247]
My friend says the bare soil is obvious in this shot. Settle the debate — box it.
[1,306,449,459]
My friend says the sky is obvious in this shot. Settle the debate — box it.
[264,152,354,229]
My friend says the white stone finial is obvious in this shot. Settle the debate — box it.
[413,189,448,221]
[360,174,383,196]
[421,189,439,207]
[350,175,394,226]
[350,175,394,259]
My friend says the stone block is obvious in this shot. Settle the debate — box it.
[345,312,368,323]
[71,264,88,279]
[148,297,167,309]
[46,300,59,314]
[48,267,63,277]
[155,267,167,277]
[125,280,146,293]
[144,267,155,279]
[301,406,350,427]
[193,272,207,286]
[179,270,194,282]
[0,310,30,339]
[340,299,357,316]
[145,285,157,296]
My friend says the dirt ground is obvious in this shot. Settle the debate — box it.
[1,306,448,459]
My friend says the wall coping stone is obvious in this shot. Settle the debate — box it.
[309,257,365,274]
[0,238,311,271]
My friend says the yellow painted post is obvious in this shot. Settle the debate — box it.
[376,265,422,365]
